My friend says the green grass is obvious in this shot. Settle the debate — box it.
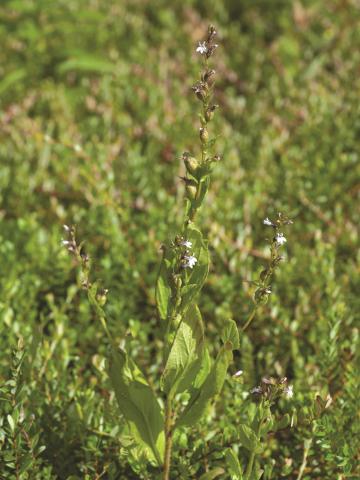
[0,1,359,478]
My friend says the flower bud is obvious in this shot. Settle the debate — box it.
[202,69,216,84]
[184,156,199,175]
[186,184,197,200]
[199,127,208,144]
[205,105,218,122]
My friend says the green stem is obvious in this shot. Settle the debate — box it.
[163,395,174,480]
[244,451,255,480]
[296,439,312,480]
[242,306,258,332]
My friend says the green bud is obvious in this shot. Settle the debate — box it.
[199,127,208,144]
[186,184,197,200]
[205,105,218,122]
[184,156,199,176]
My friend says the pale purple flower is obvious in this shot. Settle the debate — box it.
[196,42,207,55]
[183,255,197,269]
[263,217,274,226]
[284,385,294,398]
[275,232,287,247]
[250,386,262,394]
[180,240,192,249]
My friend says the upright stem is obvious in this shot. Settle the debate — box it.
[163,395,174,480]
[244,451,255,480]
[244,408,263,480]
[242,306,258,332]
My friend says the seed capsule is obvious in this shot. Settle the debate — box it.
[199,127,209,144]
[184,156,199,175]
[186,184,197,200]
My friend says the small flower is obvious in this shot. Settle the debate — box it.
[233,370,243,378]
[264,287,272,294]
[250,386,262,394]
[182,254,197,269]
[63,224,71,232]
[61,239,71,246]
[263,217,274,226]
[196,42,208,55]
[180,240,192,249]
[74,144,82,153]
[284,385,294,398]
[275,232,287,247]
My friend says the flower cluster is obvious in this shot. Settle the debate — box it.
[195,25,218,58]
[175,237,198,269]
[250,376,294,402]
[254,213,293,304]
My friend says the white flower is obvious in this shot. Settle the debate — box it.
[183,255,197,269]
[180,240,192,249]
[263,217,273,226]
[196,42,207,55]
[74,144,82,153]
[61,239,71,246]
[275,232,287,247]
[250,386,262,394]
[63,224,70,232]
[284,385,294,398]
[233,370,243,378]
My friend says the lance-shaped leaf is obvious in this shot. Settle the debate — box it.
[161,304,204,395]
[155,250,174,320]
[180,225,210,313]
[199,467,225,480]
[109,348,165,466]
[176,344,233,428]
[225,448,243,479]
[238,425,262,454]
[221,319,240,350]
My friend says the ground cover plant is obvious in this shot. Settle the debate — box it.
[0,1,359,479]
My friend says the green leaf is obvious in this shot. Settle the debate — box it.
[0,69,26,96]
[274,413,290,431]
[161,304,205,395]
[155,256,173,320]
[221,319,240,350]
[176,345,233,428]
[58,55,114,74]
[180,226,210,312]
[199,467,225,480]
[225,448,243,479]
[238,425,262,453]
[109,348,164,466]
[7,415,15,433]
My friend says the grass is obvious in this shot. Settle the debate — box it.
[0,1,359,478]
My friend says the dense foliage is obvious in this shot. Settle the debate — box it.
[0,1,359,479]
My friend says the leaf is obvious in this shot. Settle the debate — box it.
[225,448,243,479]
[199,467,225,480]
[58,55,114,74]
[155,256,173,320]
[109,348,164,466]
[7,415,15,433]
[238,425,262,454]
[0,69,26,96]
[176,345,233,428]
[161,304,205,395]
[221,319,240,350]
[180,225,210,312]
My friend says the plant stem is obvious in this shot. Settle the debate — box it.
[163,395,174,480]
[242,306,258,332]
[244,451,255,480]
[296,439,312,480]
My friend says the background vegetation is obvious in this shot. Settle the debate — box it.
[0,0,359,478]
